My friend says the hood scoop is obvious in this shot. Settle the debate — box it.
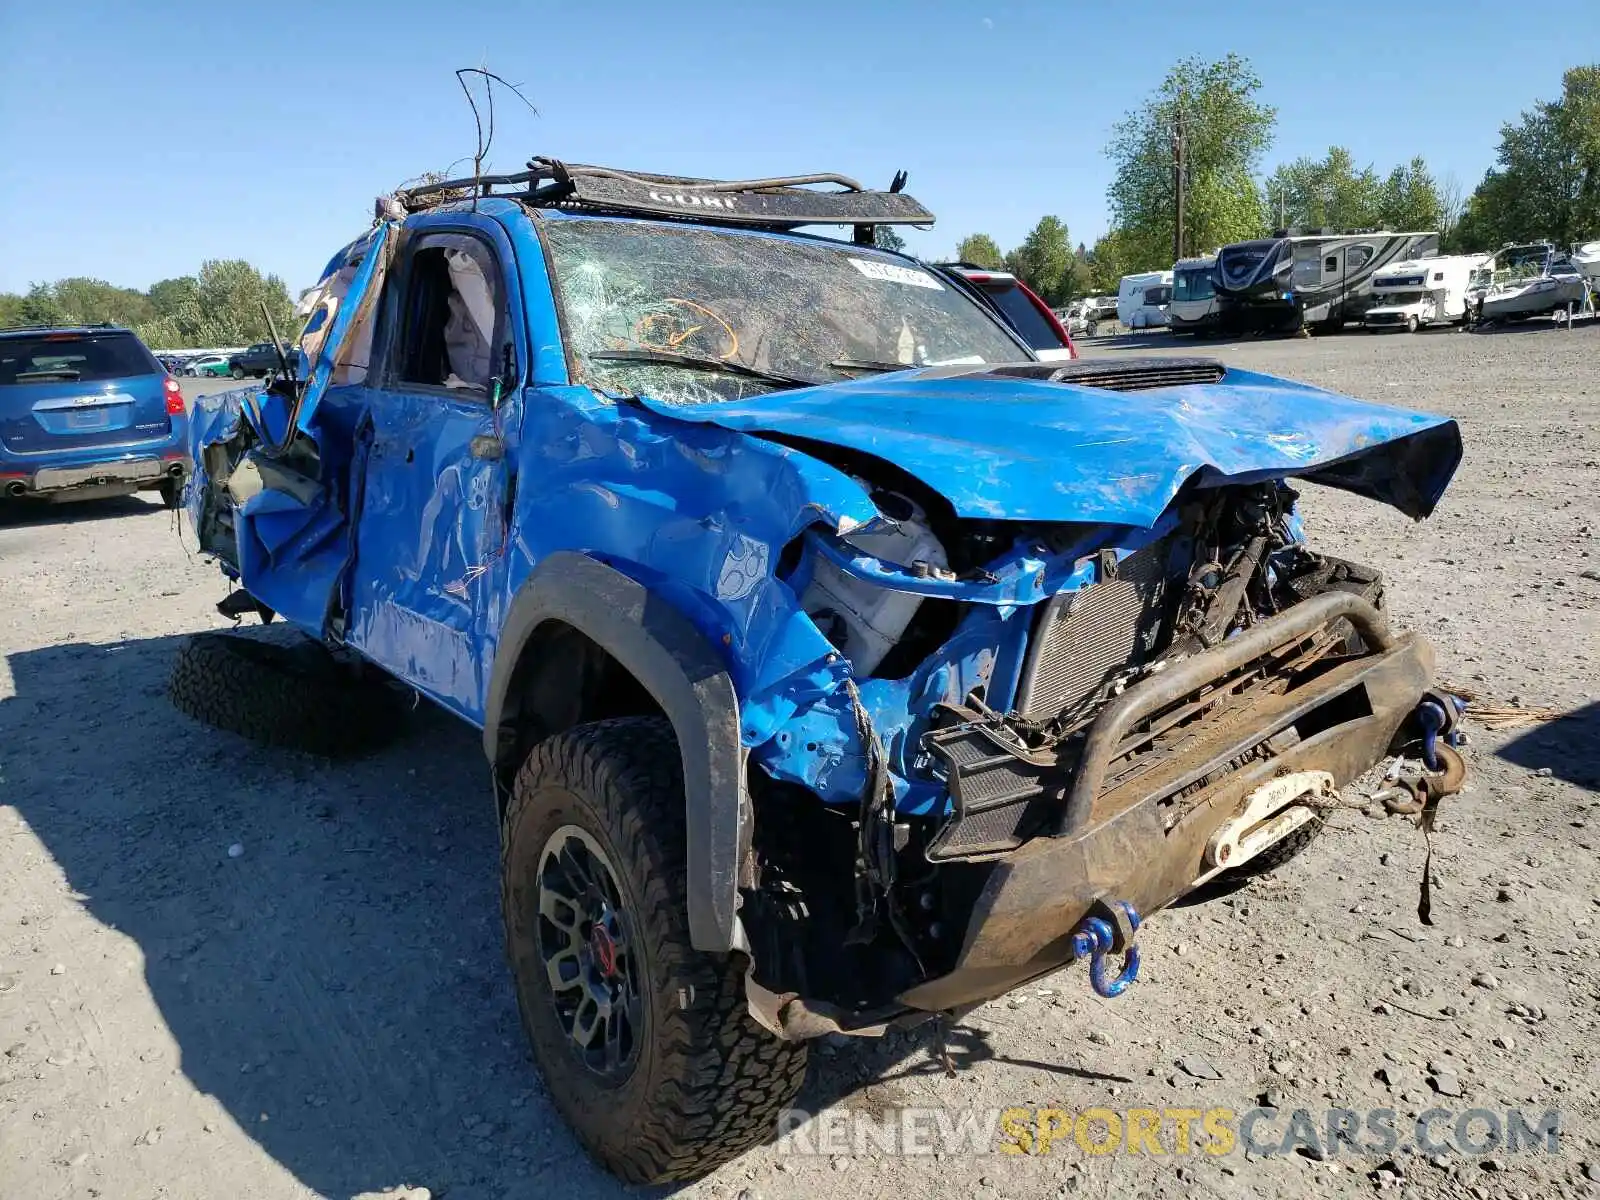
[982,357,1227,392]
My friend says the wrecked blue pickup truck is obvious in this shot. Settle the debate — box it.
[180,159,1465,1183]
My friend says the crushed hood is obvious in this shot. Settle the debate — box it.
[634,364,1462,525]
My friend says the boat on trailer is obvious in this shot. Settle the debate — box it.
[1472,243,1587,323]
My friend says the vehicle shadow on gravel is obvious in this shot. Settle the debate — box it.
[1497,699,1600,789]
[1463,320,1580,337]
[4,631,1089,1198]
[0,495,170,528]
[797,1019,1134,1120]
[0,632,642,1200]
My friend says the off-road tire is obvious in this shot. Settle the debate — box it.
[501,717,807,1183]
[167,630,403,755]
[1224,816,1325,879]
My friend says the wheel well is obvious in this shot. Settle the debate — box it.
[494,619,665,794]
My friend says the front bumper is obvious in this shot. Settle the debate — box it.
[899,593,1443,1012]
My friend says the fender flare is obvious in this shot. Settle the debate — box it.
[483,552,747,953]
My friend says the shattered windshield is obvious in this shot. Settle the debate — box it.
[542,217,1026,405]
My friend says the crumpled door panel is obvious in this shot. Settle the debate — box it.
[342,387,513,717]
[185,224,397,635]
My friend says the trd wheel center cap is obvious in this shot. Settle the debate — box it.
[589,922,619,979]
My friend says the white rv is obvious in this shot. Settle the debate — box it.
[1167,256,1219,335]
[1362,254,1490,331]
[1117,271,1173,330]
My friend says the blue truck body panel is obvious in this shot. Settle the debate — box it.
[186,204,1462,820]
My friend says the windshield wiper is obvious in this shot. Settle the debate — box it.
[588,349,816,389]
[16,369,82,382]
[829,358,914,375]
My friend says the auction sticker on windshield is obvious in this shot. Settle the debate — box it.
[849,258,944,289]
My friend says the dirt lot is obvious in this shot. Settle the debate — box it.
[2,327,1598,1200]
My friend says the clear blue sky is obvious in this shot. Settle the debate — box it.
[0,0,1582,294]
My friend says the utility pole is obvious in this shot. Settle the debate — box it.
[1171,98,1187,262]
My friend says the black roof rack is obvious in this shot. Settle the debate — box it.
[394,157,934,236]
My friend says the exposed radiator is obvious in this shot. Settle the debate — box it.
[1013,541,1172,721]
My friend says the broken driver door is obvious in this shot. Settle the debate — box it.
[201,222,396,634]
[337,221,522,721]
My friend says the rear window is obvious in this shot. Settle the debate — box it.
[979,282,1064,352]
[0,332,160,385]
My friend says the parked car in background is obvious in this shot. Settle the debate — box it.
[227,341,289,379]
[1054,302,1090,338]
[935,263,1076,359]
[180,159,1467,1186]
[0,324,189,505]
[187,354,231,378]
[1083,295,1119,323]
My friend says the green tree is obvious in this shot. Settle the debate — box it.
[6,284,69,327]
[1004,216,1077,305]
[873,225,908,254]
[1105,53,1274,266]
[1456,65,1600,248]
[1,262,291,347]
[1265,149,1446,233]
[148,276,199,317]
[1265,147,1383,230]
[160,260,296,348]
[1377,156,1448,232]
[46,277,154,327]
[1085,229,1138,294]
[953,233,1005,269]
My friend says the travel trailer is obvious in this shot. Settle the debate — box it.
[1362,254,1490,332]
[1214,230,1438,333]
[1117,270,1172,329]
[1470,243,1587,322]
[1167,255,1219,335]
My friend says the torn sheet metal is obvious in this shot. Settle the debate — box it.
[634,366,1462,524]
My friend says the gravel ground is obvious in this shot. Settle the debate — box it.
[2,328,1598,1200]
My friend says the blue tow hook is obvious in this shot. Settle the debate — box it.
[1416,692,1468,770]
[1070,900,1142,998]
